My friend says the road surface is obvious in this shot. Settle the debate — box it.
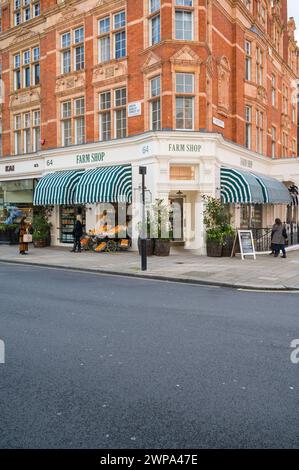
[0,263,298,448]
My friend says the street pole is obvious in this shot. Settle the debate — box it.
[139,166,147,271]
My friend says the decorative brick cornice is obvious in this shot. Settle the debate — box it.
[9,87,41,111]
[141,52,162,74]
[92,60,128,86]
[55,72,86,97]
[170,46,201,66]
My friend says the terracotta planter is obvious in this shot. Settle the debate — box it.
[33,239,48,248]
[138,238,154,257]
[206,240,223,257]
[154,239,171,257]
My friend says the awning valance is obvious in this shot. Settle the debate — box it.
[75,165,132,204]
[221,167,292,205]
[33,170,83,206]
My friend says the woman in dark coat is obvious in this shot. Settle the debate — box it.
[19,217,28,255]
[271,218,288,259]
[71,215,83,253]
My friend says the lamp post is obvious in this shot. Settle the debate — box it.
[139,166,147,271]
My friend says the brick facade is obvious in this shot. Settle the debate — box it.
[0,0,298,159]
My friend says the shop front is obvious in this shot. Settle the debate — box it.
[33,165,133,246]
[0,156,43,229]
[0,179,36,223]
[1,131,299,254]
[219,166,295,252]
[29,134,299,252]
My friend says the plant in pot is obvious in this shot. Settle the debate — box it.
[0,223,19,245]
[221,224,236,257]
[32,211,52,248]
[151,199,173,257]
[137,210,154,256]
[203,196,235,257]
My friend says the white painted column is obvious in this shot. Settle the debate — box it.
[85,204,96,233]
[49,206,60,246]
[185,192,205,253]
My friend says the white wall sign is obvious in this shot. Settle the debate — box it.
[240,158,253,169]
[0,158,43,178]
[128,101,142,117]
[213,117,225,129]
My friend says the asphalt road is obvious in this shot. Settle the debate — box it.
[0,263,298,449]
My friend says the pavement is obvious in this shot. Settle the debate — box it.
[1,243,299,290]
[0,264,299,449]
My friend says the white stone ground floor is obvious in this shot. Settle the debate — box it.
[0,131,299,254]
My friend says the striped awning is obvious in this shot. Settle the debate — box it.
[221,167,292,205]
[75,165,132,204]
[34,170,83,206]
[257,174,292,204]
[220,167,265,204]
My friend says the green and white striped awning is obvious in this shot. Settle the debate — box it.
[75,165,132,204]
[34,170,83,206]
[220,167,264,204]
[221,167,292,205]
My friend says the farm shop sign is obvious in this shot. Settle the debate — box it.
[168,143,202,153]
[46,152,106,168]
[76,152,105,165]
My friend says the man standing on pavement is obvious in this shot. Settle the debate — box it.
[71,215,83,253]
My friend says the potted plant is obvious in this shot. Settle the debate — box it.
[0,223,19,245]
[32,211,52,248]
[151,199,173,257]
[137,210,154,256]
[203,196,235,257]
[206,228,226,257]
[221,225,236,257]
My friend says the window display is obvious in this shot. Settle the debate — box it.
[60,206,85,243]
[0,179,34,223]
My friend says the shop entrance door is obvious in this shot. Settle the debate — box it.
[169,197,185,244]
[60,206,86,244]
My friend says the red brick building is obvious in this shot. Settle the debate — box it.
[0,0,298,252]
[0,0,297,157]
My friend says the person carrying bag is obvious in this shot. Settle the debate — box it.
[19,217,31,255]
[271,218,288,259]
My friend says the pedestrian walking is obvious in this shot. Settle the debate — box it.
[71,215,83,253]
[19,217,29,255]
[271,218,288,259]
